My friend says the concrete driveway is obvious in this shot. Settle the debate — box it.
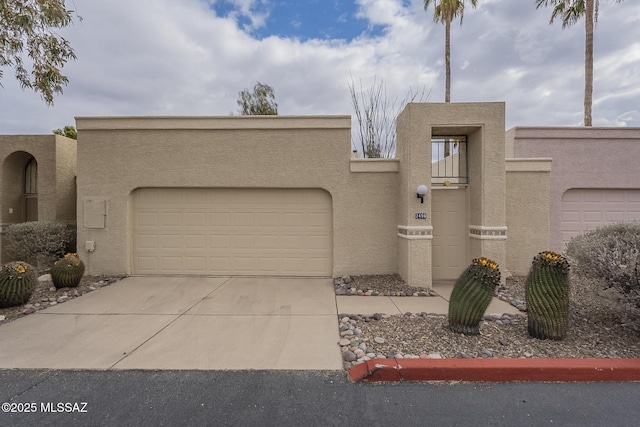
[0,276,343,370]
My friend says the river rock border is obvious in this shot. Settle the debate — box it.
[337,312,526,370]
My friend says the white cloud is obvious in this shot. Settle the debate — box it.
[1,0,639,134]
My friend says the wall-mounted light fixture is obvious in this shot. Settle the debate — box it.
[417,185,428,203]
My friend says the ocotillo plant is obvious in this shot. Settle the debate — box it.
[448,257,501,335]
[525,251,570,340]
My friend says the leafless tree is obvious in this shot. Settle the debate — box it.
[349,75,430,158]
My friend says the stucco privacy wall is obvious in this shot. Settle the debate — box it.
[0,135,77,262]
[75,116,399,276]
[505,159,551,275]
[506,127,640,252]
[397,103,508,285]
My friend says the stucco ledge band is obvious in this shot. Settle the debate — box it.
[469,225,507,240]
[348,358,640,383]
[397,225,433,240]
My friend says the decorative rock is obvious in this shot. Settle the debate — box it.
[49,287,56,292]
[373,313,382,321]
[353,328,362,335]
[343,362,352,370]
[374,336,385,344]
[460,353,474,359]
[428,353,443,359]
[49,301,57,306]
[429,290,438,297]
[38,274,52,282]
[335,289,346,295]
[57,296,69,303]
[524,352,533,358]
[342,351,357,362]
[340,330,354,337]
[339,339,351,346]
[22,307,36,315]
[481,348,493,358]
[0,315,6,322]
[343,276,352,284]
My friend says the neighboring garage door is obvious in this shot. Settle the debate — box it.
[560,188,640,247]
[132,188,332,276]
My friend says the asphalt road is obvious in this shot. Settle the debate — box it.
[1,370,638,426]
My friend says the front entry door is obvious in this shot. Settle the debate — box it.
[432,187,468,280]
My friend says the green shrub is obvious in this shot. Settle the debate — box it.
[565,221,640,307]
[4,221,76,267]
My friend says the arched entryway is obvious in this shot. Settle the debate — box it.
[1,151,38,224]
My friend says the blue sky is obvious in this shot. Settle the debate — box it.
[212,0,385,41]
[1,0,639,137]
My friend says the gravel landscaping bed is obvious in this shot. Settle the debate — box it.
[0,274,125,324]
[337,274,640,370]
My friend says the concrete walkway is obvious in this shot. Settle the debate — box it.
[0,276,519,371]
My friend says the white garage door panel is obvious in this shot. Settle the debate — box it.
[560,189,640,247]
[132,188,332,276]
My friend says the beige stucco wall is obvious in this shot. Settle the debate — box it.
[54,136,78,222]
[397,103,508,285]
[75,116,399,277]
[0,135,77,262]
[505,159,552,275]
[507,127,640,252]
[396,104,433,287]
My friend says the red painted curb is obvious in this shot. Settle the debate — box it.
[348,358,640,383]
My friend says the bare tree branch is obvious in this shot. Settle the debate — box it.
[349,74,430,158]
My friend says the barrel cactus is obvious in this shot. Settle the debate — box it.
[0,261,37,308]
[448,257,501,335]
[51,253,85,289]
[525,251,570,340]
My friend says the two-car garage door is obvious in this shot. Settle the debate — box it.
[560,188,640,248]
[132,188,332,276]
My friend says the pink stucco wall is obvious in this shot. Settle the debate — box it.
[507,127,640,251]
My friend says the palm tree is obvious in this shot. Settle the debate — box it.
[536,0,624,127]
[424,0,478,103]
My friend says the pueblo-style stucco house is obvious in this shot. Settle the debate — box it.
[1,103,639,288]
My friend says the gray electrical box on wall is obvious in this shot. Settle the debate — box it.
[84,199,106,229]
